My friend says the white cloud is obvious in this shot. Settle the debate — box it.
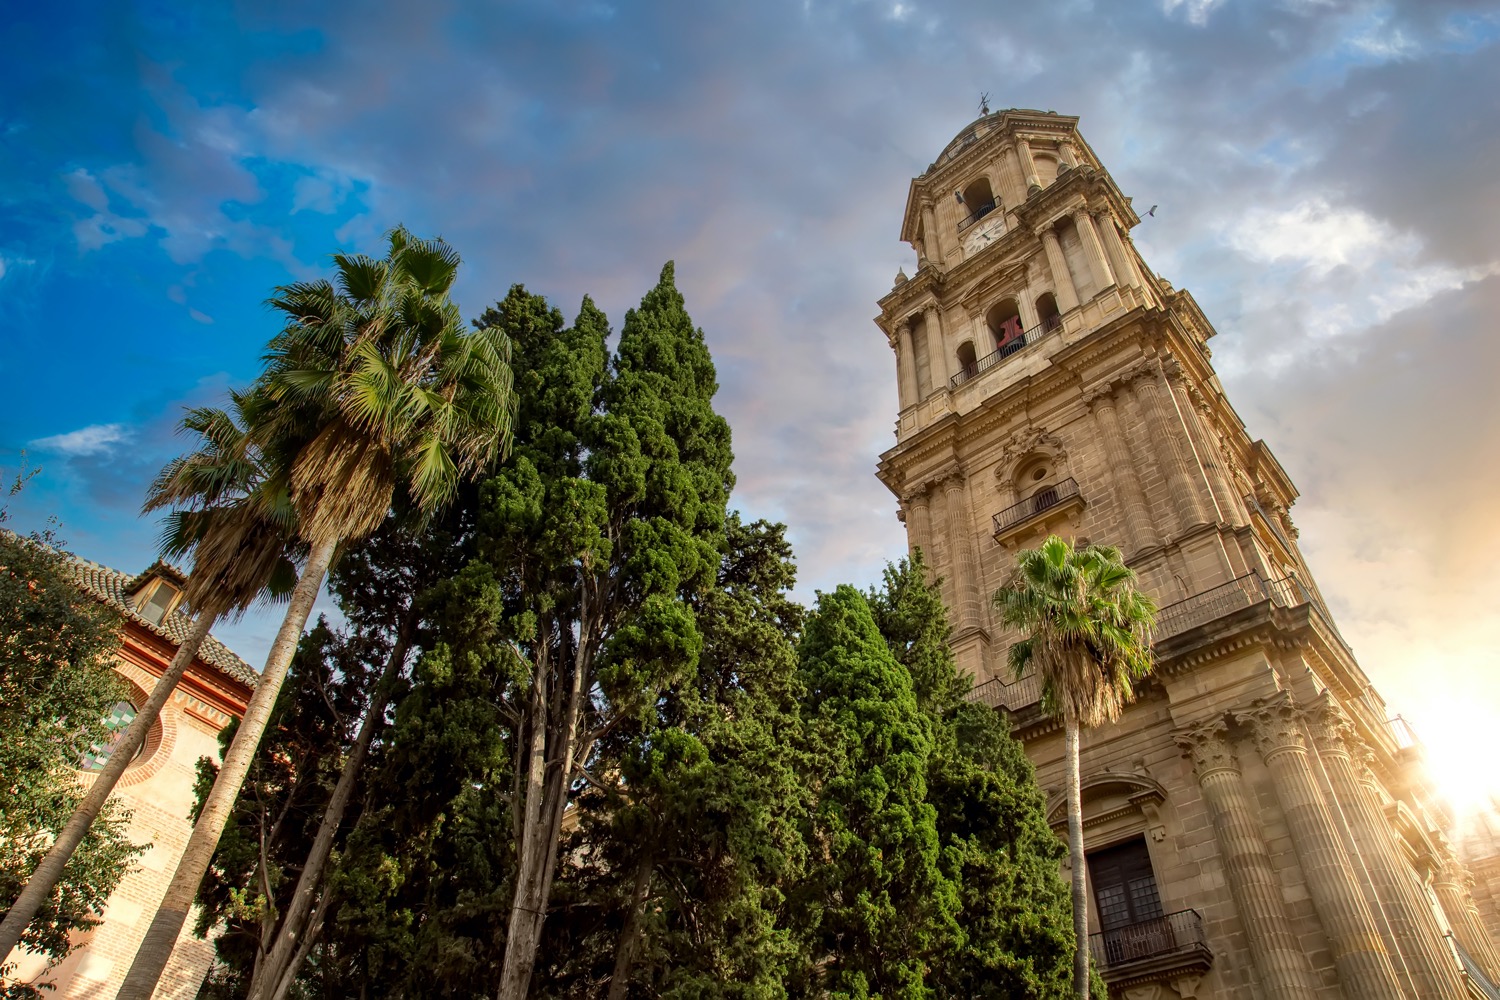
[63,168,109,211]
[1161,0,1225,27]
[1228,199,1394,275]
[30,423,131,457]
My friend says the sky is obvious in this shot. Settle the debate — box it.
[3,1,1499,804]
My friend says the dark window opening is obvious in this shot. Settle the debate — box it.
[1088,838,1164,932]
[1036,292,1062,331]
[139,581,179,626]
[957,178,998,231]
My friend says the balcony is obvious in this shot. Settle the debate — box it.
[992,477,1082,538]
[956,198,999,233]
[951,315,1063,387]
[1153,572,1307,643]
[1090,910,1213,989]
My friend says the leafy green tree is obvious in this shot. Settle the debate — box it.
[871,553,1083,999]
[547,516,810,999]
[483,264,735,999]
[118,228,516,1000]
[995,535,1156,1000]
[792,584,956,998]
[0,529,143,995]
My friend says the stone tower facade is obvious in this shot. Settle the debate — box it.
[874,109,1500,999]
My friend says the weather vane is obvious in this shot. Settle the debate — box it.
[979,92,991,116]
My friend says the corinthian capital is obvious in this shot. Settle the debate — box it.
[1175,718,1239,779]
[1306,697,1356,759]
[1236,695,1309,762]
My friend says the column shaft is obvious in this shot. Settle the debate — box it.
[1172,377,1246,528]
[1435,855,1500,981]
[924,306,948,391]
[1088,389,1156,554]
[1134,372,1213,530]
[1072,207,1116,294]
[1040,227,1080,313]
[1177,723,1319,999]
[921,202,943,266]
[1313,720,1468,998]
[942,474,982,631]
[906,489,934,572]
[1017,289,1040,334]
[1015,136,1040,191]
[1096,211,1141,289]
[1243,701,1406,999]
[896,323,918,408]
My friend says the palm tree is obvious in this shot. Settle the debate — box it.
[994,535,1156,1000]
[0,397,299,965]
[114,228,515,1000]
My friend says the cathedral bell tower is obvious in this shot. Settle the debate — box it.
[873,109,1500,999]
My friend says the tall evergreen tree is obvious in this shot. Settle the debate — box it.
[792,584,956,999]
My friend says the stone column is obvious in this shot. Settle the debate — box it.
[1015,136,1041,193]
[1239,698,1406,999]
[1170,373,1247,528]
[1072,207,1116,294]
[1133,367,1213,531]
[1017,289,1041,334]
[895,321,919,409]
[1096,211,1141,289]
[1086,385,1157,554]
[1059,139,1080,168]
[921,200,943,267]
[1309,709,1469,999]
[924,305,948,391]
[1175,720,1320,1000]
[1435,850,1500,981]
[941,470,983,632]
[1001,145,1026,220]
[1039,226,1080,313]
[904,485,935,573]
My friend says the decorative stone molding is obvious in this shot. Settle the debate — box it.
[1237,695,1309,763]
[1306,696,1357,759]
[994,426,1064,481]
[1174,718,1239,779]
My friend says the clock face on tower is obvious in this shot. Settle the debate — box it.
[962,215,1006,256]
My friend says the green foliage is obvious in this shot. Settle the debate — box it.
[0,531,143,988]
[794,584,953,999]
[996,535,1156,728]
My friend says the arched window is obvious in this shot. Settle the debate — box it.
[1036,292,1061,331]
[80,700,142,772]
[956,340,977,375]
[957,177,998,232]
[986,299,1024,356]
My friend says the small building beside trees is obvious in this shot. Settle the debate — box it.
[3,538,253,999]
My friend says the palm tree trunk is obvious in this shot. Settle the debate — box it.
[1065,719,1091,1000]
[607,853,654,1000]
[114,538,337,1000]
[247,621,413,1000]
[0,610,218,963]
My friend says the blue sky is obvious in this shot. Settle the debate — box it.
[4,0,1500,796]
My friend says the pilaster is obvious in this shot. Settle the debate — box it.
[895,320,919,409]
[1134,366,1213,532]
[940,468,984,633]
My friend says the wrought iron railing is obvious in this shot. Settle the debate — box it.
[1456,937,1500,1000]
[1089,909,1208,969]
[967,671,1042,713]
[956,199,999,232]
[991,478,1081,536]
[951,315,1063,387]
[1153,571,1313,643]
